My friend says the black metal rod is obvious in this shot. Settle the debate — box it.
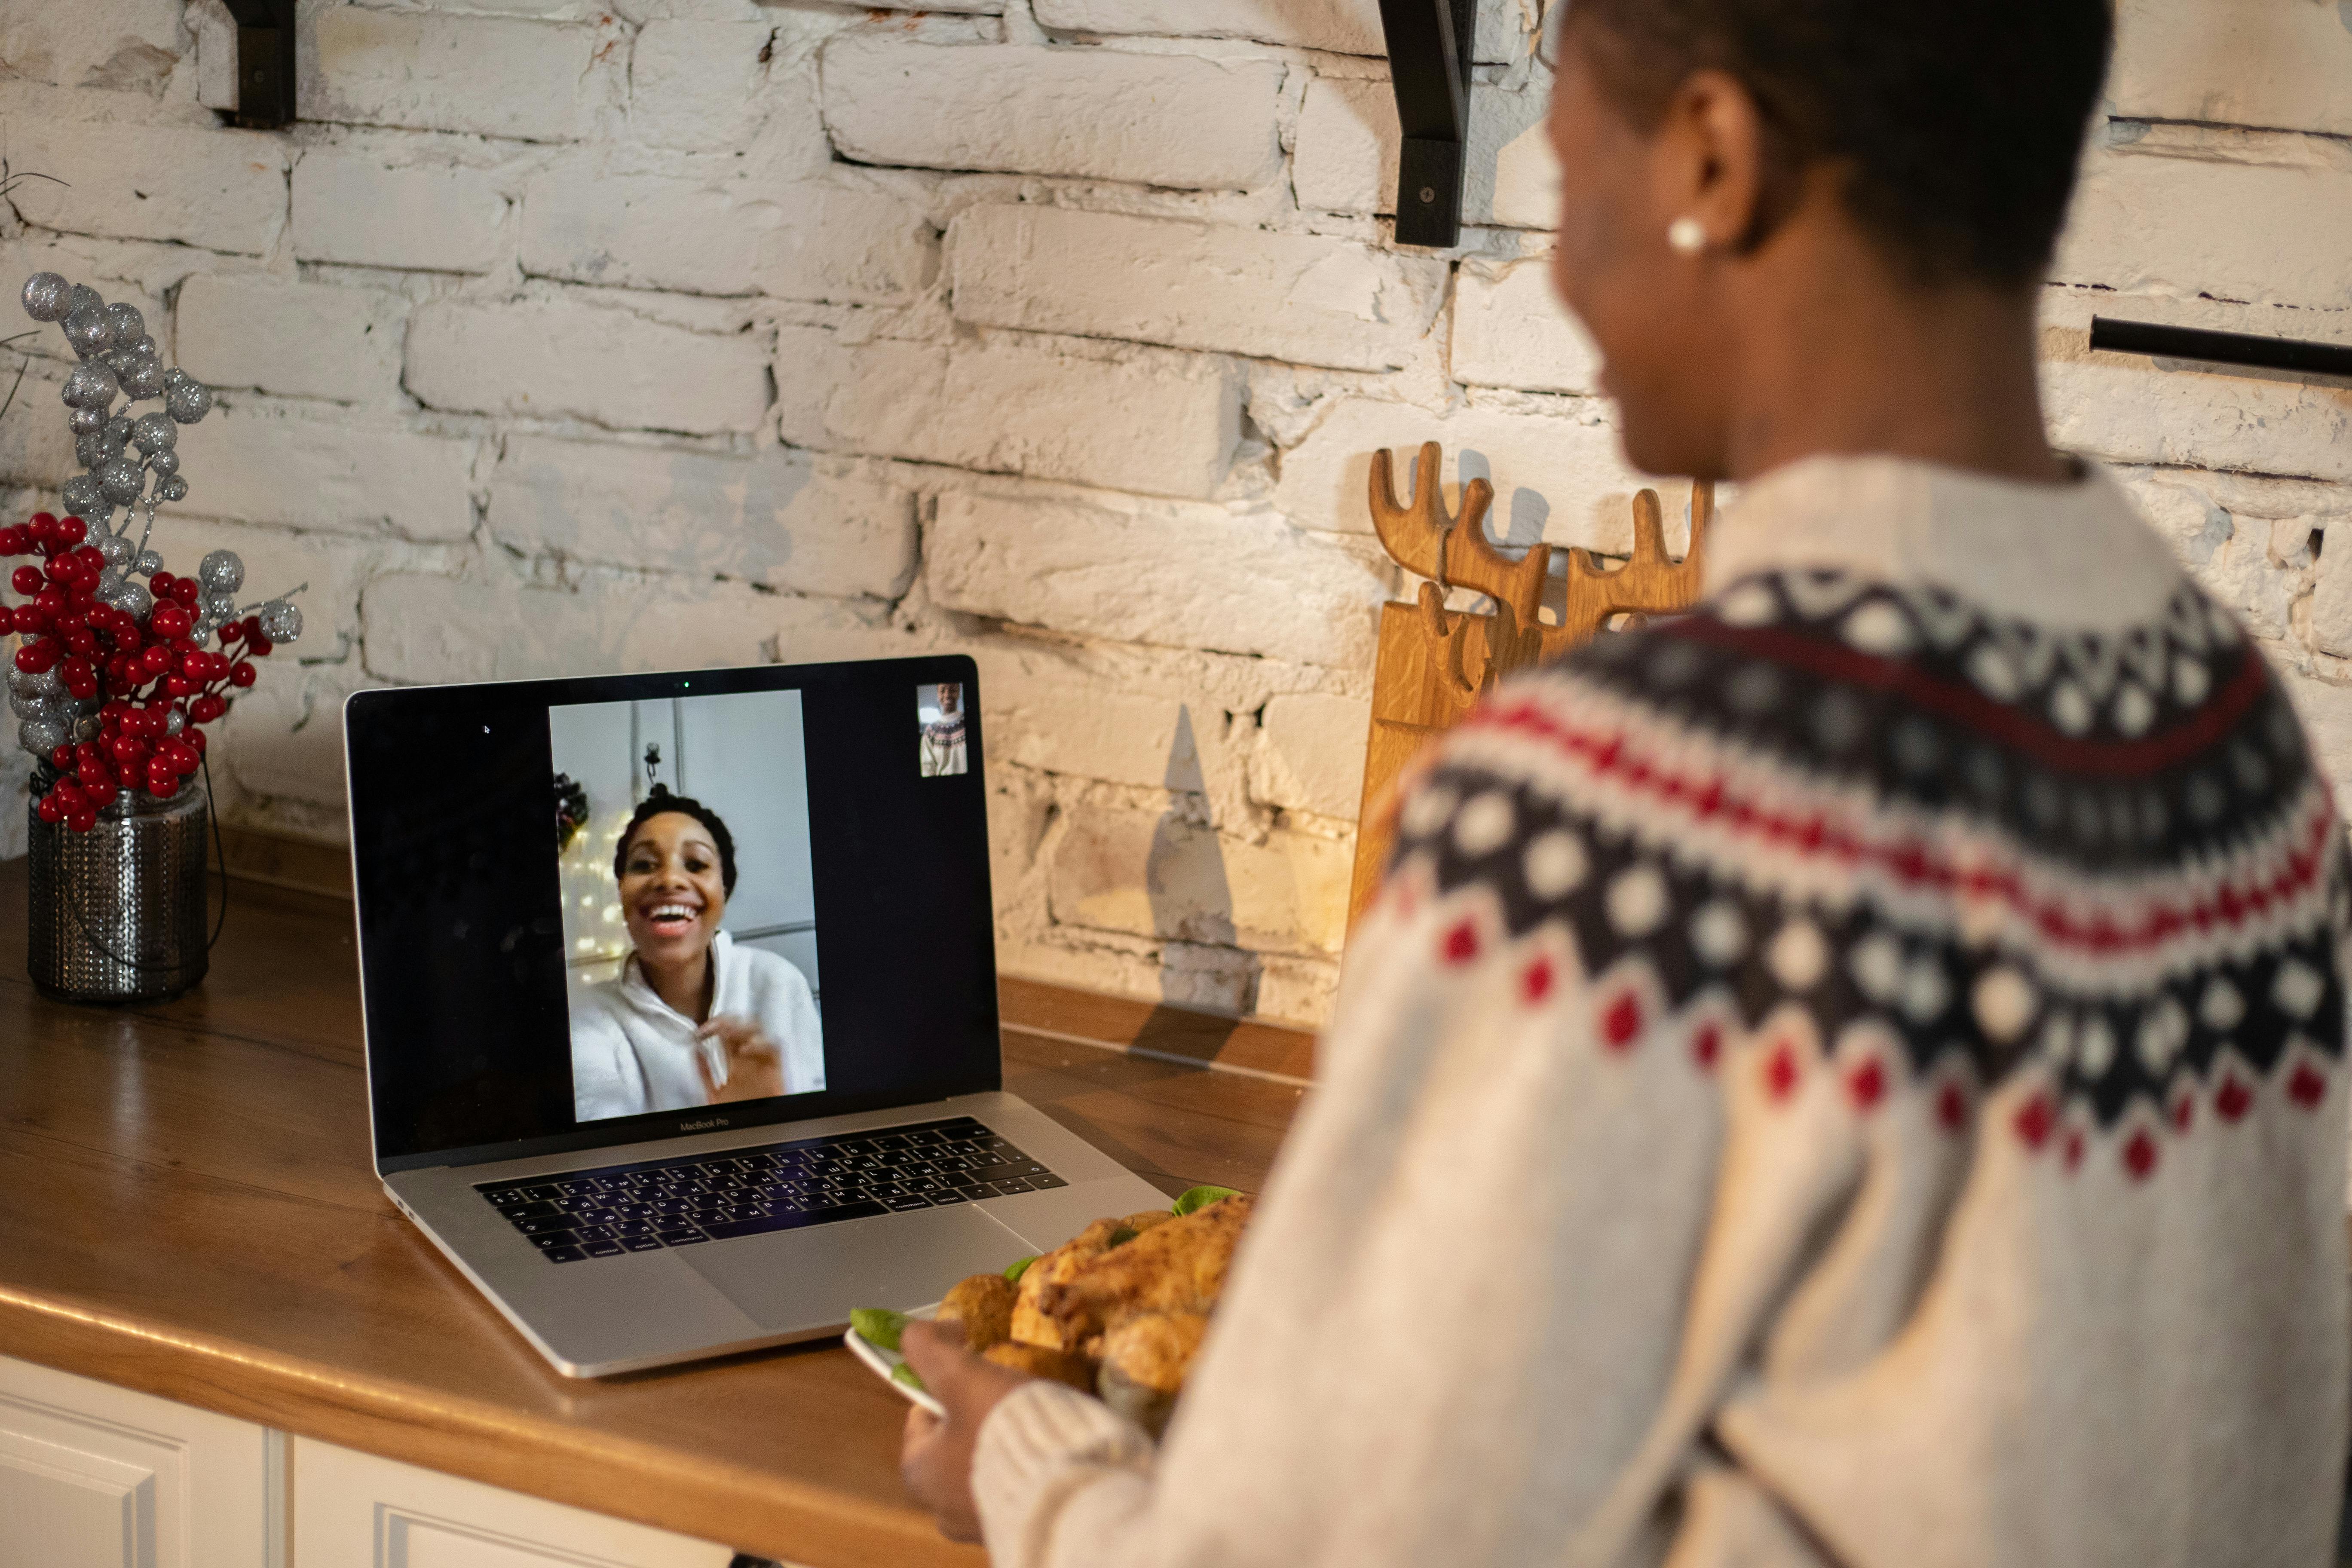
[2089,317,2352,380]
[1379,0,1475,248]
[220,0,297,129]
[1379,0,1469,142]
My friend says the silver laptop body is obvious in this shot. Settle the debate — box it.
[383,1093,1168,1377]
[346,657,1170,1377]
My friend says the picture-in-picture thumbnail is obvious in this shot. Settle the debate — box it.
[918,682,967,777]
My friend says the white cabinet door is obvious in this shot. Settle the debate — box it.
[291,1436,755,1568]
[0,1354,275,1568]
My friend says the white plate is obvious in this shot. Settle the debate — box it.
[843,1303,944,1418]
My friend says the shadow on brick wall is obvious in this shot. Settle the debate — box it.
[1146,707,1260,1017]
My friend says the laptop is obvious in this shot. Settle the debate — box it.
[343,655,1170,1377]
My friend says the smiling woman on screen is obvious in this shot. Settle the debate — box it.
[570,787,824,1120]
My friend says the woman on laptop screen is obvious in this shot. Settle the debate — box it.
[570,787,824,1120]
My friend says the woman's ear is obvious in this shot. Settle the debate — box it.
[1649,68,1774,257]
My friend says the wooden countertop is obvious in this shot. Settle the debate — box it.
[0,854,1310,1566]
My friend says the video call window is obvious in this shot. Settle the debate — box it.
[918,681,968,777]
[548,689,825,1124]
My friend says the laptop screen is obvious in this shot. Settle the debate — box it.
[345,656,997,1174]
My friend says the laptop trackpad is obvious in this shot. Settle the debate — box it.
[685,1206,1029,1330]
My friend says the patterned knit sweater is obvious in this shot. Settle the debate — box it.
[971,456,2352,1568]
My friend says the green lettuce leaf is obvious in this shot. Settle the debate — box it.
[850,1306,908,1352]
[1171,1184,1242,1217]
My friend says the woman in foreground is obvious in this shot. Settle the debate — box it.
[900,1,2352,1562]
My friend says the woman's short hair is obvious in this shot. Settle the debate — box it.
[613,786,739,896]
[1556,0,2113,288]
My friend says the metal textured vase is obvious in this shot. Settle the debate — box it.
[28,775,209,1003]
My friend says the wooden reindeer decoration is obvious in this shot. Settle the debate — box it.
[1345,441,1715,923]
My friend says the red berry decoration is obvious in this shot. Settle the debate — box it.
[7,506,300,833]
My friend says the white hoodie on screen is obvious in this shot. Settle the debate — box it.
[569,930,823,1121]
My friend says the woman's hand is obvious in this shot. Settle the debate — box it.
[899,1320,1033,1542]
[694,1015,785,1102]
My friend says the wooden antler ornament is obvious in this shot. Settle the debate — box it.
[1346,442,1715,924]
[1369,444,1553,629]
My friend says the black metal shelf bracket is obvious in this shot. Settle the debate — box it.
[2089,317,2352,381]
[220,0,297,130]
[1378,0,1476,248]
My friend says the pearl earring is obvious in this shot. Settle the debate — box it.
[1667,216,1707,255]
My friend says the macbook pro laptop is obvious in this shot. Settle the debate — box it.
[344,655,1170,1376]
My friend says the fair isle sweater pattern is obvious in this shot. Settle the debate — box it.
[1390,567,2349,1175]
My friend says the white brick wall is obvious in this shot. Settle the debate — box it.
[628,21,778,151]
[172,403,483,542]
[0,0,183,94]
[300,6,618,143]
[177,271,407,403]
[520,167,934,305]
[291,145,509,274]
[928,486,1390,668]
[1452,257,1601,394]
[359,565,899,688]
[1032,0,1525,64]
[2109,0,2352,138]
[948,205,1449,373]
[2058,133,2352,310]
[821,38,1282,190]
[1,87,287,254]
[774,326,1243,499]
[3,2,2348,1031]
[405,296,772,433]
[485,436,919,601]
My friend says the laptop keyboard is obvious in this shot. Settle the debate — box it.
[478,1116,1068,1263]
